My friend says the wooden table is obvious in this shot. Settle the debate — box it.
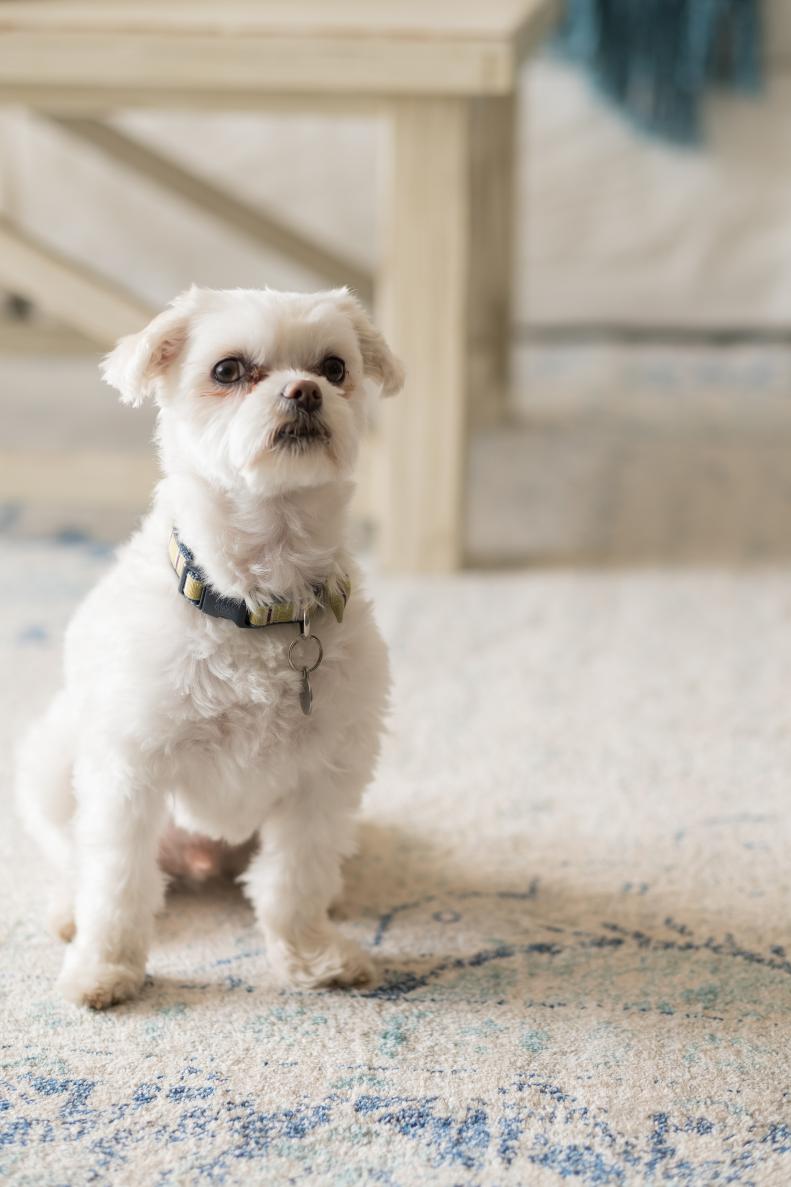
[0,1,557,571]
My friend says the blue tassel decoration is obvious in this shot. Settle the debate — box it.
[554,0,763,144]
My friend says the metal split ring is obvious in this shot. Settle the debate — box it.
[288,633,323,674]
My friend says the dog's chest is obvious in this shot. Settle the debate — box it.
[167,618,347,763]
[164,622,346,836]
[177,626,301,727]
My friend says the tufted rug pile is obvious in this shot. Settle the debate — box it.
[1,519,790,1186]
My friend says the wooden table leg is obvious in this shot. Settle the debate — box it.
[468,94,515,428]
[377,96,471,572]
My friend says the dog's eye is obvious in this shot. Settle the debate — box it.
[321,356,346,385]
[212,357,246,385]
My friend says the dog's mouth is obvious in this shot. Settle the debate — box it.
[273,417,331,450]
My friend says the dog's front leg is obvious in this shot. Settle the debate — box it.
[243,784,372,989]
[57,751,166,1010]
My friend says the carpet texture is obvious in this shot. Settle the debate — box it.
[1,527,790,1186]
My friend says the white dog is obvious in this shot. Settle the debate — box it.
[15,285,403,1009]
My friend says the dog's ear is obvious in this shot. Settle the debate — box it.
[101,289,197,406]
[334,289,404,397]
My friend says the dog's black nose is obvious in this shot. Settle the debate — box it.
[282,378,322,413]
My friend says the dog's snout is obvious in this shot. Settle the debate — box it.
[282,378,322,414]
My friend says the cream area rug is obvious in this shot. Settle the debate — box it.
[1,518,790,1186]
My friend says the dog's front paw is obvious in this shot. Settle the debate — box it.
[266,926,374,990]
[57,949,145,1010]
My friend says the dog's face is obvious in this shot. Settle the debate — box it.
[102,287,403,495]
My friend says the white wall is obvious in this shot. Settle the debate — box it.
[521,58,791,329]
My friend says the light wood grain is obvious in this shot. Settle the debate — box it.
[377,97,470,572]
[49,116,373,302]
[0,86,379,114]
[0,2,555,43]
[0,32,514,98]
[468,95,516,427]
[0,322,96,354]
[0,218,153,345]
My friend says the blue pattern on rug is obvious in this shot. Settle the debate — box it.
[3,1022,790,1184]
[2,523,791,1186]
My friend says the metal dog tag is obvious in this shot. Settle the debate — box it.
[288,612,323,716]
[299,669,313,715]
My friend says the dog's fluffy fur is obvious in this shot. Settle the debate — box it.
[15,286,403,1009]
